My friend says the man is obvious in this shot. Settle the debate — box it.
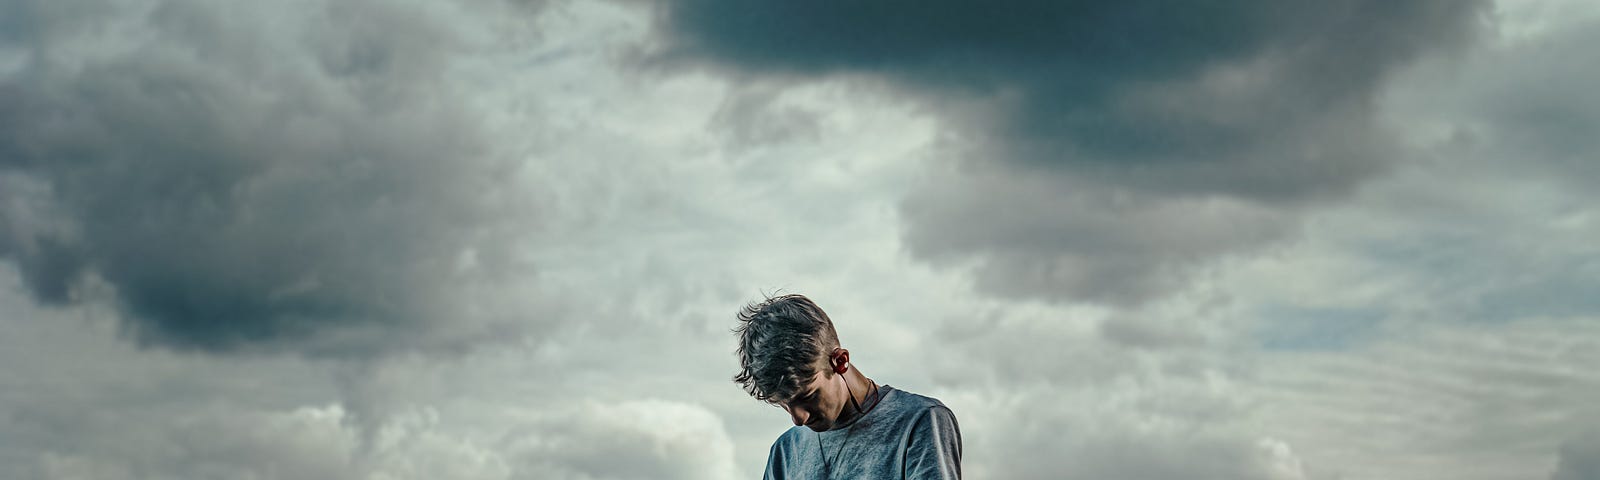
[733,294,961,479]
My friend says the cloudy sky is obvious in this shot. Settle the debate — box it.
[1,0,1598,478]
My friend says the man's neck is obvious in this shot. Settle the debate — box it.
[837,367,878,424]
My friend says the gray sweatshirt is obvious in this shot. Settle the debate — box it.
[763,385,962,479]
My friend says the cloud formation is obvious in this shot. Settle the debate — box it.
[506,400,741,480]
[0,289,744,479]
[1554,430,1600,480]
[640,0,1488,304]
[18,399,740,480]
[0,0,544,354]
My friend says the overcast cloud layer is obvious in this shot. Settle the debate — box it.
[1,1,1597,479]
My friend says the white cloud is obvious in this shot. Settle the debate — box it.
[504,400,739,480]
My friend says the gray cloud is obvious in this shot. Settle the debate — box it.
[1291,14,1600,327]
[642,0,1482,192]
[638,0,1488,304]
[940,371,1312,480]
[1393,15,1600,192]
[504,400,740,480]
[26,400,741,480]
[0,0,546,354]
[708,84,823,151]
[1246,317,1600,479]
[0,281,745,479]
[902,164,1298,305]
[992,428,1312,480]
[1554,429,1600,480]
[1464,25,1600,185]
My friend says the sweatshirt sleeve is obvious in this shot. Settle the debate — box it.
[903,405,962,479]
[764,437,784,480]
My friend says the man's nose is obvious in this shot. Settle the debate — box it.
[789,408,809,426]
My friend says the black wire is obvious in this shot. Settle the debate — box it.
[819,376,881,479]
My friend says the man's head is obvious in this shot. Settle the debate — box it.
[733,294,857,431]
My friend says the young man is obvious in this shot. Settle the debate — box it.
[733,294,962,479]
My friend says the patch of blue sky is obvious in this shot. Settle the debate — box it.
[1349,231,1600,324]
[1254,304,1389,351]
[1474,262,1600,322]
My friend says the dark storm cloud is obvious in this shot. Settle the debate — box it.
[640,0,1487,304]
[645,0,1483,188]
[0,0,540,354]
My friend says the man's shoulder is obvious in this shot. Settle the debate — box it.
[880,385,952,421]
[769,425,810,452]
[773,425,805,442]
[861,385,955,437]
[883,385,947,411]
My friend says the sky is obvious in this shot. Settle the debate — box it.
[1,0,1598,479]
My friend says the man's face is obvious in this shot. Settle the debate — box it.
[776,361,848,432]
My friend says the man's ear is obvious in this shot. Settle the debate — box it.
[832,348,850,374]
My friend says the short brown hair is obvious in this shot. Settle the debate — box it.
[732,294,840,403]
